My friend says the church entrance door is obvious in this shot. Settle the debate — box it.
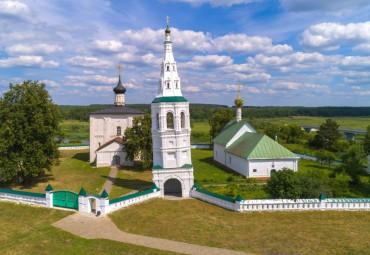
[164,178,182,196]
[114,155,120,166]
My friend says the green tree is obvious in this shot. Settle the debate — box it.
[297,172,332,198]
[0,81,64,184]
[364,125,370,155]
[264,124,280,140]
[209,108,234,139]
[123,114,152,169]
[315,149,336,166]
[311,119,341,150]
[267,168,302,199]
[336,144,366,184]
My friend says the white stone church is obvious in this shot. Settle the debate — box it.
[89,74,144,167]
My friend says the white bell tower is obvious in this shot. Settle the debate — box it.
[151,17,194,197]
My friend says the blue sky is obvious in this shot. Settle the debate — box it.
[1,0,370,106]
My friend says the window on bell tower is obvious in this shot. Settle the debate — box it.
[156,113,160,130]
[166,65,169,71]
[181,112,185,128]
[167,82,170,89]
[117,126,121,136]
[166,112,174,129]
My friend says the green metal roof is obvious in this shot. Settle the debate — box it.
[152,96,188,103]
[226,132,299,160]
[101,189,109,198]
[212,120,255,146]
[78,187,87,196]
[45,184,53,192]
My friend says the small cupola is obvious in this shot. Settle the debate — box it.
[113,75,126,94]
[114,64,126,105]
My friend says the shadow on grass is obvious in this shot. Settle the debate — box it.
[72,152,89,162]
[0,172,55,190]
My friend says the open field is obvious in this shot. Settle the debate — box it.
[60,120,89,143]
[0,201,177,255]
[0,150,110,195]
[110,198,370,255]
[253,116,370,130]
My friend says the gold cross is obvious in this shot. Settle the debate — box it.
[118,63,122,76]
[166,16,169,27]
[238,83,241,97]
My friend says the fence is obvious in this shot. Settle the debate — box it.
[0,188,47,207]
[190,185,370,212]
[59,145,89,150]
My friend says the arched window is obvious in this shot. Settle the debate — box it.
[166,65,169,71]
[156,113,160,130]
[181,112,185,128]
[166,112,174,129]
[175,81,178,89]
[167,82,170,89]
[117,126,121,136]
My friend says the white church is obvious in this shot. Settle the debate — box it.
[89,72,144,167]
[212,90,299,178]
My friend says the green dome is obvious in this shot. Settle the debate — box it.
[234,96,244,107]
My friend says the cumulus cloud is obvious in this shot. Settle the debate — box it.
[249,52,338,72]
[212,34,292,55]
[0,56,59,68]
[234,72,271,83]
[65,56,113,68]
[40,79,60,88]
[301,22,370,51]
[6,43,62,55]
[65,75,117,86]
[271,81,300,90]
[0,0,36,23]
[117,52,161,67]
[181,55,233,70]
[341,56,370,69]
[182,86,201,92]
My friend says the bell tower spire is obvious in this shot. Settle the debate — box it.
[234,84,244,122]
[156,16,182,98]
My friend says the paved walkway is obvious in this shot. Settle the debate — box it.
[53,213,252,255]
[100,166,118,194]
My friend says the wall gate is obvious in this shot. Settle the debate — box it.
[53,190,79,209]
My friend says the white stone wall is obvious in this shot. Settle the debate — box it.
[247,158,298,178]
[152,168,194,198]
[0,190,46,207]
[213,143,226,165]
[89,114,136,164]
[96,142,132,167]
[107,189,161,214]
[190,188,370,212]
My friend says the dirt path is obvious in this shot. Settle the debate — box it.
[100,166,118,194]
[53,213,252,255]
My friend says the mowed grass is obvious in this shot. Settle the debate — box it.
[110,198,370,255]
[0,201,178,255]
[254,116,370,130]
[108,168,153,199]
[0,150,110,195]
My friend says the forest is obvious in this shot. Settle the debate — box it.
[59,104,370,121]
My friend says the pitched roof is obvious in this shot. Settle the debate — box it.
[212,120,256,146]
[97,137,125,151]
[226,132,299,160]
[91,105,144,115]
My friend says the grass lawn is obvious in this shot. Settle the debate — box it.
[108,167,153,199]
[0,150,110,195]
[191,120,211,143]
[110,198,370,255]
[0,201,177,255]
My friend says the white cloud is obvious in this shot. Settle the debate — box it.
[272,81,300,90]
[212,33,292,55]
[234,72,271,83]
[0,0,35,23]
[6,43,62,55]
[92,40,125,53]
[341,56,370,69]
[65,56,113,68]
[117,52,161,66]
[353,44,370,54]
[181,55,233,70]
[0,56,59,68]
[40,79,60,88]
[182,86,201,92]
[166,0,259,7]
[301,22,370,51]
[65,75,117,86]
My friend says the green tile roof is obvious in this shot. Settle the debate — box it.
[212,120,256,146]
[152,96,188,103]
[226,132,299,160]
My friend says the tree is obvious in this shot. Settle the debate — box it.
[315,149,336,166]
[209,108,234,139]
[311,119,341,150]
[0,81,63,184]
[364,125,370,155]
[264,124,280,140]
[123,114,152,169]
[336,144,366,184]
[267,168,302,199]
[297,172,332,198]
